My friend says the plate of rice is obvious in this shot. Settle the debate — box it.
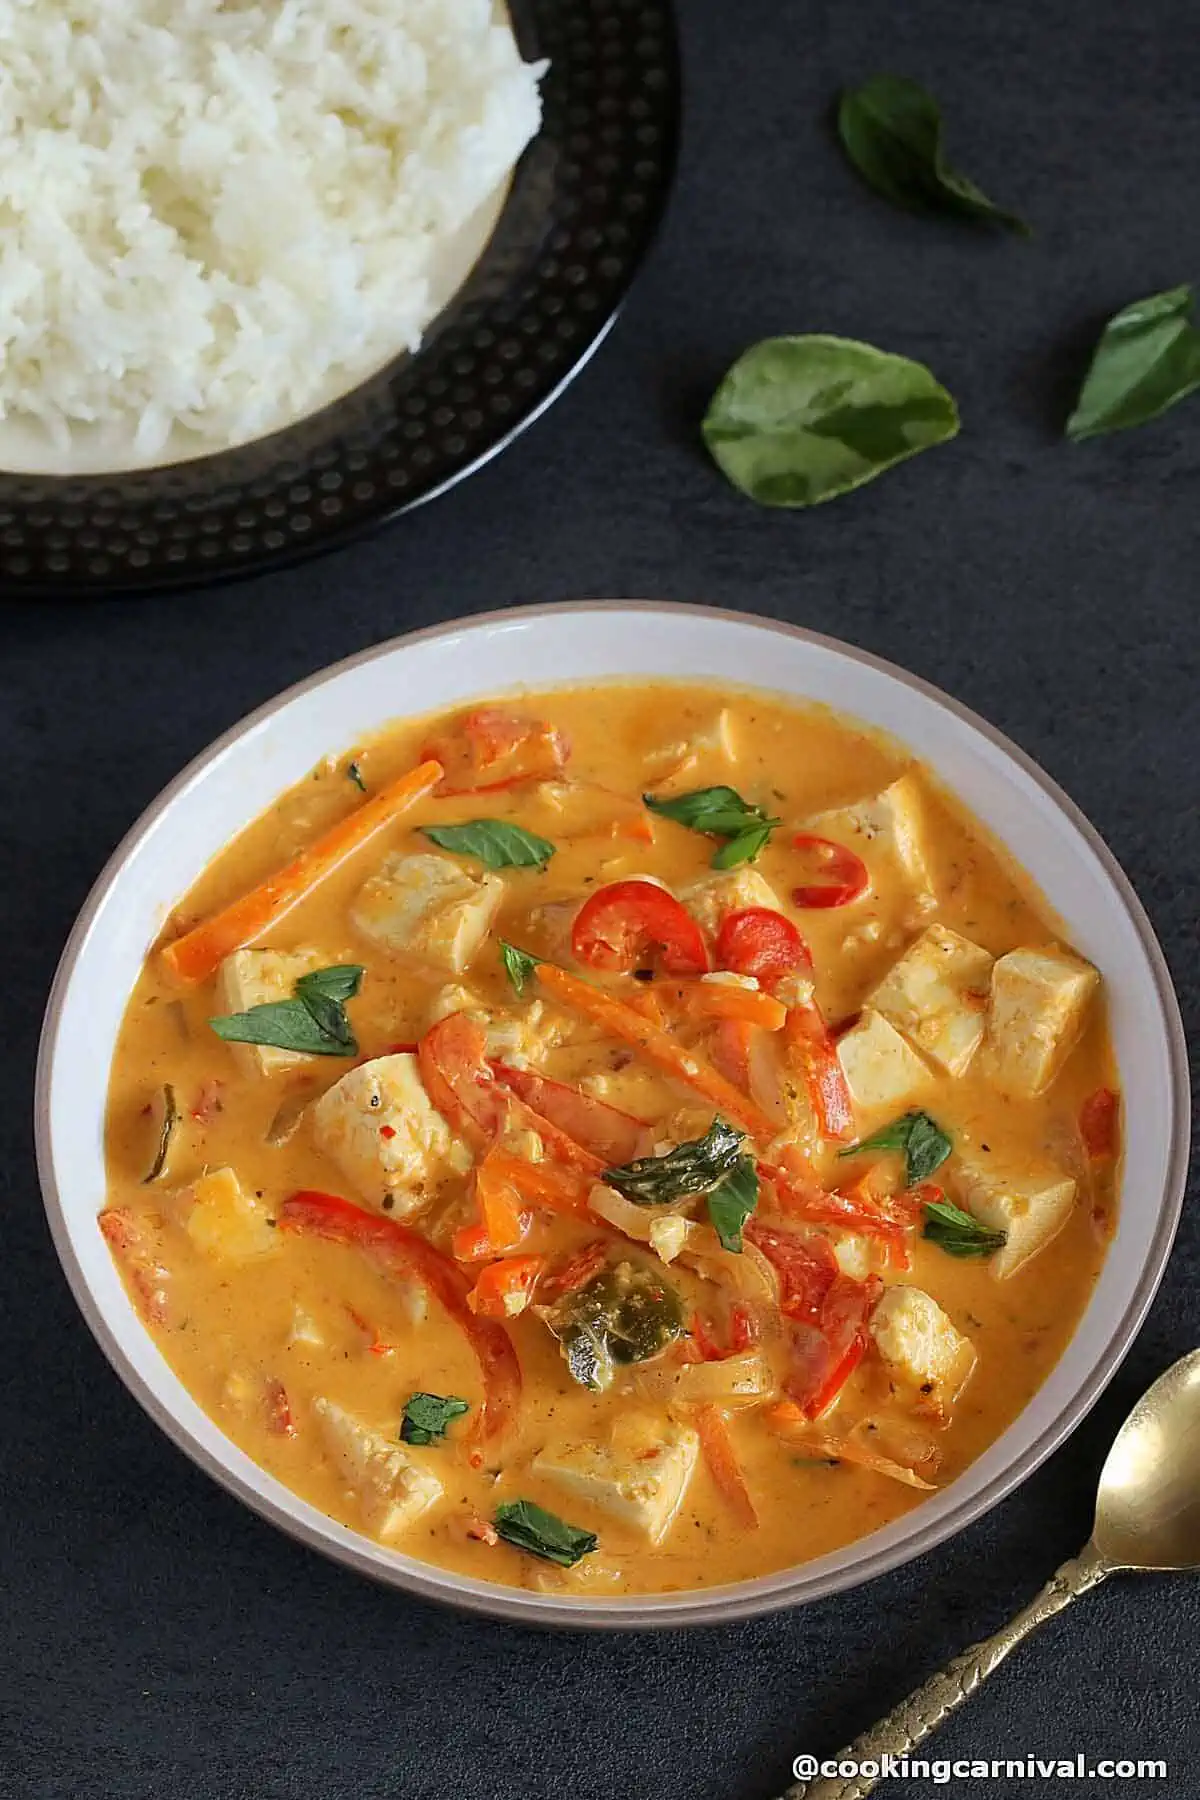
[0,0,678,594]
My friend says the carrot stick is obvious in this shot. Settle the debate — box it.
[161,759,442,984]
[535,964,778,1141]
[677,982,786,1030]
[695,1403,758,1529]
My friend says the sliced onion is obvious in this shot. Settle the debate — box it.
[630,1349,778,1410]
[265,1087,314,1147]
[679,1230,780,1306]
[770,1410,941,1490]
[587,1182,697,1248]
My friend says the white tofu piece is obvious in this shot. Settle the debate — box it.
[681,867,782,938]
[532,1416,699,1543]
[804,774,934,902]
[827,1231,889,1281]
[313,1399,442,1542]
[986,946,1099,1096]
[288,1305,326,1348]
[311,1053,471,1217]
[352,852,504,974]
[836,1008,934,1114]
[870,1286,976,1398]
[644,709,738,785]
[954,1156,1077,1279]
[177,1167,277,1262]
[215,947,324,1076]
[869,925,994,1076]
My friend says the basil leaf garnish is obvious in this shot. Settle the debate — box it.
[703,335,958,510]
[1066,285,1200,441]
[604,1117,745,1205]
[706,1156,759,1253]
[493,1499,598,1567]
[644,786,779,868]
[210,963,364,1057]
[422,820,555,869]
[499,939,543,997]
[837,75,1029,235]
[839,1109,952,1187]
[922,1198,1007,1259]
[400,1392,470,1445]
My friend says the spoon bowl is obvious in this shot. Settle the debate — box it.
[1094,1347,1200,1572]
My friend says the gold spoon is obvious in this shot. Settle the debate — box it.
[788,1348,1200,1800]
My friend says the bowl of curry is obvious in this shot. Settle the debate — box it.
[35,603,1189,1626]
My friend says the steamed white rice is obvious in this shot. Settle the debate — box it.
[0,0,544,457]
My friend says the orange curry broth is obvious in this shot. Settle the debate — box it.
[102,683,1117,1596]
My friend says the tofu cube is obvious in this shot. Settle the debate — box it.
[313,1399,442,1542]
[532,1416,699,1543]
[869,925,994,1076]
[311,1053,471,1217]
[681,867,782,938]
[215,948,324,1076]
[986,946,1099,1096]
[352,852,504,974]
[836,1008,934,1114]
[178,1167,276,1262]
[644,709,738,786]
[954,1155,1077,1279]
[870,1286,976,1398]
[828,1231,889,1281]
[804,775,934,901]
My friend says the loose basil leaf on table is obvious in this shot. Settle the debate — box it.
[604,1117,746,1205]
[643,785,780,867]
[839,1108,952,1187]
[209,963,364,1056]
[703,336,959,509]
[706,1156,760,1253]
[1066,285,1200,441]
[922,1198,1007,1259]
[499,939,543,997]
[493,1498,598,1567]
[400,1392,470,1446]
[422,819,556,869]
[837,74,1030,235]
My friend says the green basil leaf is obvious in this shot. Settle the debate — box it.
[347,760,366,793]
[296,964,365,1005]
[604,1117,745,1206]
[839,1108,952,1187]
[499,939,543,998]
[493,1498,598,1567]
[400,1392,470,1446]
[703,335,959,510]
[553,1265,683,1390]
[706,1156,759,1252]
[422,820,556,870]
[922,1198,1007,1259]
[711,822,774,869]
[644,786,779,867]
[837,75,1029,235]
[1066,286,1200,441]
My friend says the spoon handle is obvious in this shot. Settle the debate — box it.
[786,1539,1109,1800]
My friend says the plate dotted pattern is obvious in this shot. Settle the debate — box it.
[0,0,678,596]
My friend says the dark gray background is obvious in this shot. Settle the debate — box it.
[3,0,1197,1795]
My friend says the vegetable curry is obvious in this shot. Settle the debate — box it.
[102,684,1120,1595]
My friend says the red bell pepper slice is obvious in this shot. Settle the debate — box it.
[790,834,870,908]
[420,707,569,796]
[467,1255,546,1318]
[571,879,710,976]
[490,1061,646,1165]
[745,1220,838,1324]
[279,1190,521,1441]
[783,1001,855,1142]
[785,1272,882,1418]
[1080,1087,1120,1161]
[715,906,813,987]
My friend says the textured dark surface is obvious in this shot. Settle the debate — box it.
[2,0,1197,1795]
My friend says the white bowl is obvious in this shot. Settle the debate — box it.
[35,602,1190,1628]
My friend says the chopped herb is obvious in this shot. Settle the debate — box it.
[839,1108,952,1187]
[1066,285,1200,441]
[422,820,555,870]
[142,1083,178,1184]
[499,939,543,998]
[210,963,364,1057]
[643,786,780,869]
[706,1156,759,1253]
[922,1199,1007,1259]
[347,760,366,793]
[604,1117,745,1206]
[400,1392,470,1445]
[493,1498,597,1567]
[837,74,1030,235]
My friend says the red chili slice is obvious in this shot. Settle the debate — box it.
[715,907,813,987]
[571,879,710,976]
[786,1272,882,1418]
[1080,1087,1120,1161]
[782,1001,855,1142]
[744,1220,838,1324]
[790,834,870,908]
[420,707,569,796]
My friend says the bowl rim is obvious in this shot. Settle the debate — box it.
[34,599,1191,1629]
